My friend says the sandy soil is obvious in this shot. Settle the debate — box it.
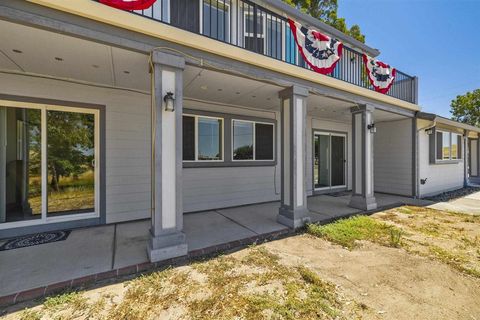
[264,234,480,320]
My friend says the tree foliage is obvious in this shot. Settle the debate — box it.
[46,112,94,191]
[284,0,366,43]
[450,89,480,127]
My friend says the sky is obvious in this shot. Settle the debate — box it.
[338,0,480,118]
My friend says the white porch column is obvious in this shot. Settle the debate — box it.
[148,51,188,262]
[277,86,310,228]
[349,105,377,210]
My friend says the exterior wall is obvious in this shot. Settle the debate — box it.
[374,118,413,196]
[417,119,464,197]
[182,99,281,212]
[0,73,152,224]
[306,116,352,195]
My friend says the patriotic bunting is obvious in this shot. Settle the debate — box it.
[362,54,396,94]
[99,0,157,10]
[288,19,343,75]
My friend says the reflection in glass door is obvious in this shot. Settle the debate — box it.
[0,102,99,229]
[314,132,346,190]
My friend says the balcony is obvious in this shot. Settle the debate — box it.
[97,0,417,104]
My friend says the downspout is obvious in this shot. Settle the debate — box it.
[415,115,437,199]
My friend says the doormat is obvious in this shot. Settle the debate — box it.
[0,230,71,251]
[326,191,351,197]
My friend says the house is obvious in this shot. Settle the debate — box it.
[0,0,479,267]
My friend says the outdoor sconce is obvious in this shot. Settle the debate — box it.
[163,91,175,112]
[425,128,434,135]
[367,123,376,134]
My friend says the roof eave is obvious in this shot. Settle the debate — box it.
[417,112,480,133]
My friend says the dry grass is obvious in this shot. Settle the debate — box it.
[374,206,480,278]
[306,206,480,279]
[10,247,361,320]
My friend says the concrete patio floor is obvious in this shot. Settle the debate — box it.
[0,193,430,298]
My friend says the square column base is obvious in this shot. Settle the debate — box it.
[348,195,377,211]
[147,230,188,263]
[277,206,311,229]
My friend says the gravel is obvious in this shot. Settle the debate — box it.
[423,186,480,202]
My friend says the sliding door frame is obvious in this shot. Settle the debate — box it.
[312,129,348,193]
[0,95,105,238]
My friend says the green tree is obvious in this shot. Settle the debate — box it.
[284,0,366,43]
[450,89,480,127]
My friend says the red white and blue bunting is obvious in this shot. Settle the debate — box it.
[99,0,157,10]
[362,54,396,94]
[288,19,343,75]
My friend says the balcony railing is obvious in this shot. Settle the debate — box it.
[98,0,417,104]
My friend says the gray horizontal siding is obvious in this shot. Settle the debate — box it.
[374,119,413,196]
[0,73,152,224]
[182,100,280,212]
[183,166,280,212]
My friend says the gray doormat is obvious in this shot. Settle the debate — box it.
[0,230,71,251]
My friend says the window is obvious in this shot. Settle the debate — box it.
[436,130,462,161]
[202,0,230,42]
[183,115,223,161]
[232,120,274,161]
[0,103,99,228]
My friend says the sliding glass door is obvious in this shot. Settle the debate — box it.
[0,101,99,229]
[313,132,346,191]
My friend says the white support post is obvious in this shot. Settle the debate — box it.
[148,51,188,262]
[277,86,310,228]
[349,105,377,210]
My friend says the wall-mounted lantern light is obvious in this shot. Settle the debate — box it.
[367,123,376,134]
[163,91,175,112]
[425,128,434,135]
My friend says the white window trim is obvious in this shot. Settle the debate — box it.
[231,119,275,162]
[436,129,462,161]
[183,114,225,162]
[0,99,100,230]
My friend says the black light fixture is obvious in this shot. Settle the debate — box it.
[163,91,175,112]
[367,123,376,133]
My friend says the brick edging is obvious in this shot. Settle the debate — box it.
[0,228,291,308]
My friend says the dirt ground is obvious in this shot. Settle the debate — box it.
[265,235,480,320]
[2,206,480,320]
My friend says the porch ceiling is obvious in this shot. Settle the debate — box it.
[0,19,150,91]
[183,66,283,110]
[306,94,409,123]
